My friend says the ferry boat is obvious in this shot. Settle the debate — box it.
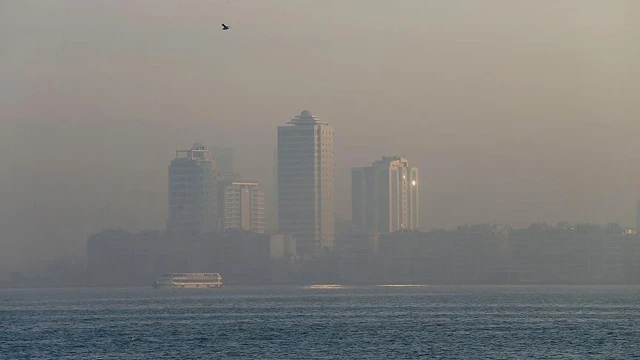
[153,273,223,288]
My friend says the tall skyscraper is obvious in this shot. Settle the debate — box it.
[277,110,335,254]
[352,156,419,233]
[636,200,640,232]
[167,143,217,234]
[221,182,266,234]
[268,146,279,233]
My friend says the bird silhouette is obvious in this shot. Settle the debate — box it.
[222,24,230,31]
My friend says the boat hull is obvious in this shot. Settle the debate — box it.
[153,273,224,289]
[154,283,223,289]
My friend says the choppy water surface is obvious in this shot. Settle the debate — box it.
[1,286,639,359]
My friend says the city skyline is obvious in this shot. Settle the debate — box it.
[2,3,639,358]
[2,1,638,271]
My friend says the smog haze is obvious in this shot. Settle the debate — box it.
[1,0,638,271]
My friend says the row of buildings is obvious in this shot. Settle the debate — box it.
[84,222,640,287]
[165,110,420,255]
[87,110,419,285]
[167,143,266,235]
[83,108,640,287]
[276,110,420,253]
[81,107,640,286]
[86,109,424,285]
[86,230,298,286]
[338,223,640,285]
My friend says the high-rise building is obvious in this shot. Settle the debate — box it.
[636,200,640,232]
[167,143,217,234]
[268,146,279,233]
[352,156,419,233]
[210,146,236,181]
[351,166,375,233]
[222,182,266,234]
[277,110,335,254]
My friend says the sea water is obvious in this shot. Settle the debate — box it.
[1,285,639,359]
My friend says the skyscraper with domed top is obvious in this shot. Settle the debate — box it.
[277,110,335,254]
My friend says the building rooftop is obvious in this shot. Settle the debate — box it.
[286,109,329,125]
[229,182,260,186]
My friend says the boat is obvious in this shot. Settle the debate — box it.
[153,273,223,288]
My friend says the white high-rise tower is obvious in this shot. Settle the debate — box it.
[221,182,266,234]
[277,110,335,254]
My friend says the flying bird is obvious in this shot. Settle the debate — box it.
[222,24,230,31]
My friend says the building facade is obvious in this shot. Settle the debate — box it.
[167,143,217,234]
[268,146,279,234]
[352,156,419,233]
[277,110,335,254]
[222,182,266,234]
[636,200,640,233]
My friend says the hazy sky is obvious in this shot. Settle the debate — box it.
[1,1,638,271]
